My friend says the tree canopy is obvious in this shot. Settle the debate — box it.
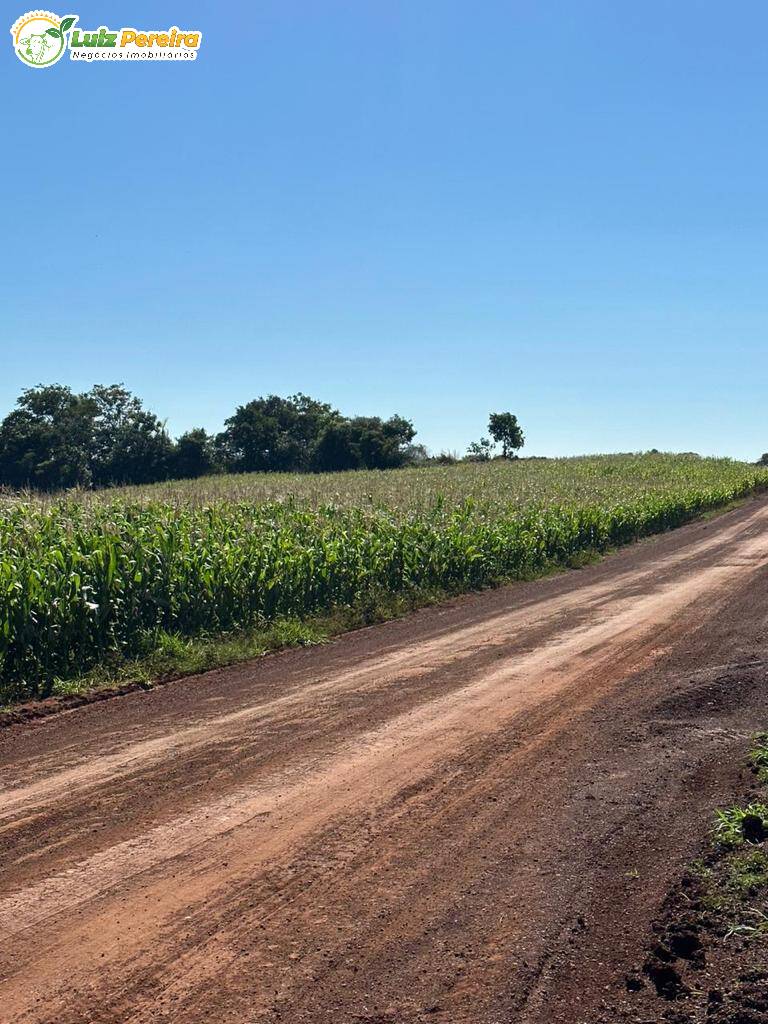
[0,384,174,490]
[488,412,525,458]
[0,385,420,490]
[0,387,530,491]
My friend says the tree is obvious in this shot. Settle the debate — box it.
[488,412,525,459]
[0,382,174,490]
[172,429,217,479]
[218,396,417,474]
[402,443,429,465]
[344,415,416,470]
[431,450,458,465]
[311,420,362,472]
[89,384,173,485]
[0,384,95,489]
[311,415,417,472]
[218,393,338,473]
[758,454,768,467]
[466,437,494,462]
[0,385,422,489]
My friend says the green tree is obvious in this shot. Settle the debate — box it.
[88,384,173,485]
[0,384,95,489]
[466,437,494,462]
[488,412,525,459]
[311,413,416,472]
[172,429,218,479]
[345,415,416,470]
[0,385,422,489]
[218,393,338,473]
[311,420,362,472]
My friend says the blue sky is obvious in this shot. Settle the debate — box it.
[3,1,768,459]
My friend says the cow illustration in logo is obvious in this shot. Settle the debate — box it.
[10,11,77,67]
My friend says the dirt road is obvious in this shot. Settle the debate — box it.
[2,499,768,1024]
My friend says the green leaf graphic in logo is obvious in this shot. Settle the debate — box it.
[13,11,76,66]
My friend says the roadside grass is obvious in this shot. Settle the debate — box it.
[626,728,768,1012]
[690,746,768,935]
[6,583,455,708]
[714,803,768,848]
[749,731,768,783]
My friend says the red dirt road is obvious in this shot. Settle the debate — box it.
[3,499,768,1023]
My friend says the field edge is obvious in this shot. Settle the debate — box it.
[1,492,758,728]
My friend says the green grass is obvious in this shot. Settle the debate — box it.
[702,832,768,937]
[1,452,767,704]
[45,619,329,700]
[724,850,768,898]
[714,803,768,848]
[31,583,452,706]
[696,736,768,934]
[748,733,768,783]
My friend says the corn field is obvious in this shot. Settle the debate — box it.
[2,453,766,703]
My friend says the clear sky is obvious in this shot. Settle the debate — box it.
[3,1,768,460]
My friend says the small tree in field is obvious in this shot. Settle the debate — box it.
[488,412,524,459]
[758,453,768,467]
[466,437,494,462]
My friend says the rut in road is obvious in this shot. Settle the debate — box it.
[2,498,768,1023]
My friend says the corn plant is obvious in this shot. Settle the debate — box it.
[1,453,766,702]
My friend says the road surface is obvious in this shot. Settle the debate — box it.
[2,498,768,1023]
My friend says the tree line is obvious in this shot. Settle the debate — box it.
[0,383,526,490]
[0,384,422,490]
